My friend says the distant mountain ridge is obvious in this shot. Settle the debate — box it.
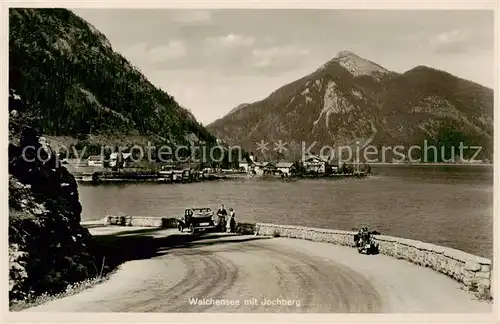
[9,8,216,150]
[207,51,493,163]
[227,103,251,115]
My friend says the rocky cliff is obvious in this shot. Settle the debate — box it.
[207,51,493,163]
[9,89,98,302]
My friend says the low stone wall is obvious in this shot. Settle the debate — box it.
[101,216,252,233]
[103,216,178,228]
[160,217,179,228]
[235,222,256,235]
[96,218,492,296]
[254,223,492,297]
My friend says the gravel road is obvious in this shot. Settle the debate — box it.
[25,228,492,313]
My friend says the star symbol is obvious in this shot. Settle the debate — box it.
[274,140,288,153]
[256,140,269,153]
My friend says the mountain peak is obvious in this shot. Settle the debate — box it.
[322,50,389,77]
[334,50,359,59]
[208,48,493,163]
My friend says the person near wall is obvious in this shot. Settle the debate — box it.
[227,208,236,233]
[216,204,227,232]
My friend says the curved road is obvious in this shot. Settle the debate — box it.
[26,228,491,313]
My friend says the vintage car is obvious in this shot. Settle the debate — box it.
[177,207,216,234]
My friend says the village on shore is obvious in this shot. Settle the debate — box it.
[64,151,370,185]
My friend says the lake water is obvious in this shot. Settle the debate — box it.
[78,164,494,259]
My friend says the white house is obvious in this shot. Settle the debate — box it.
[87,155,103,167]
[253,161,269,176]
[110,152,133,168]
[276,162,295,176]
[203,167,215,174]
[303,156,327,173]
[239,162,250,172]
[239,154,259,173]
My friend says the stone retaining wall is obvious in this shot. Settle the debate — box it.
[103,216,178,228]
[101,216,253,233]
[254,223,492,297]
[235,222,256,235]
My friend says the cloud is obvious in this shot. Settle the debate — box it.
[205,33,256,47]
[199,34,257,67]
[401,29,487,55]
[148,41,187,62]
[252,45,310,68]
[252,45,310,58]
[433,30,462,44]
[429,29,490,55]
[121,40,187,68]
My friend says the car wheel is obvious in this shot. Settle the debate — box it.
[189,224,195,234]
[178,225,183,232]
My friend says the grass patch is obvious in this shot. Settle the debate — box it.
[9,271,114,311]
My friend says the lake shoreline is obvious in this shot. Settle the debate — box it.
[77,164,493,260]
[76,171,370,185]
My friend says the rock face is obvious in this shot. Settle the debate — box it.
[207,52,493,163]
[9,89,97,302]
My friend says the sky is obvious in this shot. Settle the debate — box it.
[71,9,494,125]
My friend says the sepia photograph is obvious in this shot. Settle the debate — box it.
[5,2,497,318]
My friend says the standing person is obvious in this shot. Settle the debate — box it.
[216,204,227,232]
[230,208,236,233]
[226,208,235,233]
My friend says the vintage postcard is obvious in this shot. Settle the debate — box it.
[3,0,498,323]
